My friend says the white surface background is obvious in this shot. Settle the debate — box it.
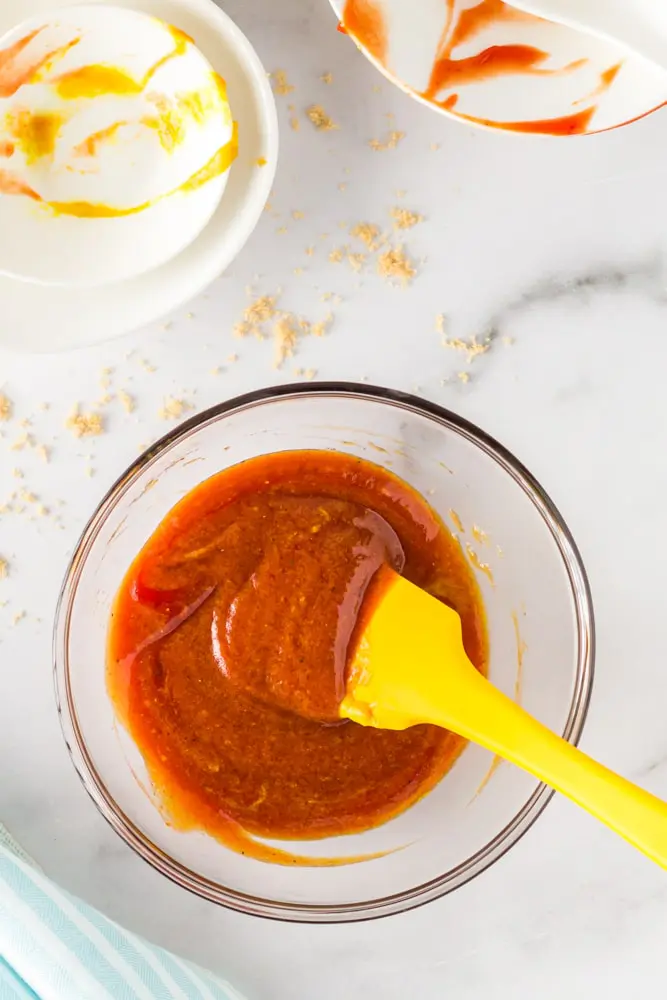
[1,1,667,996]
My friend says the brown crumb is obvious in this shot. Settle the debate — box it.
[377,246,416,285]
[391,207,423,230]
[235,294,278,339]
[159,397,191,420]
[350,222,380,250]
[66,406,103,438]
[369,131,404,151]
[118,390,135,413]
[0,557,8,579]
[311,315,331,337]
[444,336,490,363]
[0,392,12,421]
[10,432,33,451]
[306,105,338,131]
[321,72,333,84]
[273,316,298,368]
[271,69,294,96]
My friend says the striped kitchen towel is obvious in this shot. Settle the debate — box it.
[0,824,243,1000]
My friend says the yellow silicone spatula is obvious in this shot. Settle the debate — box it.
[341,567,667,869]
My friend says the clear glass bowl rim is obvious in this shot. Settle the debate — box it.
[53,381,595,924]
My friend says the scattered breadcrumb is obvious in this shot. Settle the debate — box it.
[0,557,8,579]
[276,226,288,235]
[311,316,331,337]
[304,368,317,380]
[306,105,338,131]
[0,393,12,421]
[273,316,298,368]
[118,390,135,413]
[391,207,423,230]
[338,182,347,192]
[305,246,315,257]
[235,293,278,338]
[321,72,333,84]
[13,610,25,625]
[186,311,195,320]
[502,336,515,346]
[290,116,300,131]
[329,248,344,263]
[347,252,366,273]
[293,267,304,276]
[210,366,220,375]
[435,313,446,335]
[271,70,294,95]
[444,336,491,363]
[36,444,49,463]
[10,432,33,451]
[227,353,238,363]
[66,406,103,438]
[395,189,407,198]
[457,371,470,383]
[377,246,416,285]
[350,222,380,250]
[159,397,191,420]
[292,210,304,221]
[430,142,441,151]
[11,468,22,479]
[139,359,156,373]
[369,131,404,151]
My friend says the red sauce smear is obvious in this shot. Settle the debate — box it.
[342,0,388,64]
[0,27,81,98]
[108,451,488,865]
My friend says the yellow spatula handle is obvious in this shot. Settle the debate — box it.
[343,571,667,869]
[426,667,667,869]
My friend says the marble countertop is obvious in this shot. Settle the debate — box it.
[2,1,667,996]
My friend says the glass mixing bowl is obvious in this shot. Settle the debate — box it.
[54,383,595,923]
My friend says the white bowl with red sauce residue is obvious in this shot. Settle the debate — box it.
[331,0,667,135]
[0,4,235,287]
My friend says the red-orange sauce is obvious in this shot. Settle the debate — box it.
[342,0,388,65]
[108,451,488,863]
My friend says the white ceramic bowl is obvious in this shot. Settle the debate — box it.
[0,5,234,287]
[0,0,277,350]
[330,0,667,135]
[54,385,594,923]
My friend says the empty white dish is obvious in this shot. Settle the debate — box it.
[331,0,667,135]
[0,4,235,287]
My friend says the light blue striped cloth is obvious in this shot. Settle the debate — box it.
[0,824,244,1000]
